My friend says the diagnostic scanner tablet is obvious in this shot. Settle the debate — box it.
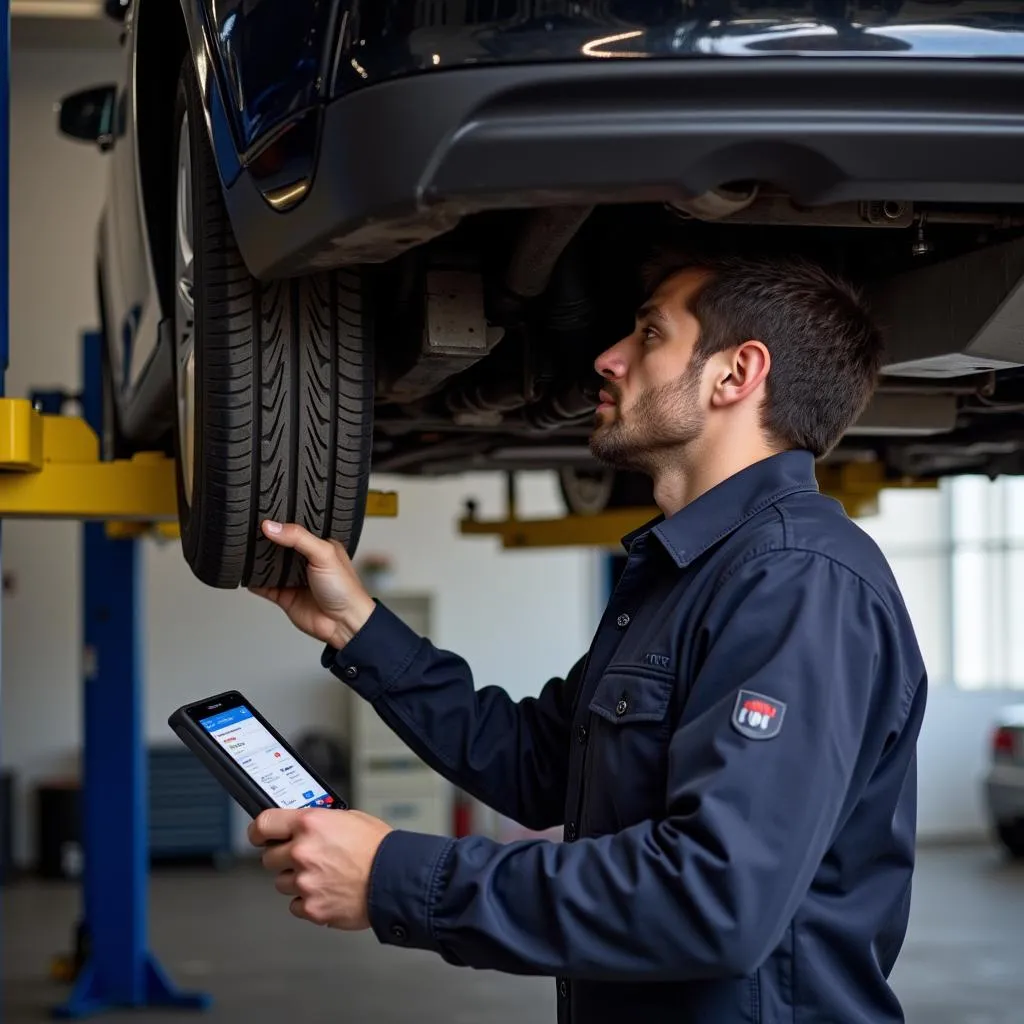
[169,689,347,818]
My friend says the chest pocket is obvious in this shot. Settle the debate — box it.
[581,667,676,836]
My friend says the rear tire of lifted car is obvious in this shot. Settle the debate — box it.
[996,821,1024,860]
[171,57,373,589]
[558,467,654,516]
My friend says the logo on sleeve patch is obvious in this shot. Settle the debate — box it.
[732,690,786,740]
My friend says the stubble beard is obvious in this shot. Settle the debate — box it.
[589,363,705,476]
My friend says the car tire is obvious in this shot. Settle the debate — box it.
[171,57,373,589]
[558,466,654,516]
[95,265,132,462]
[996,821,1024,859]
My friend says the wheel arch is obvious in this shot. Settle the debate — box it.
[132,0,190,319]
[133,0,242,317]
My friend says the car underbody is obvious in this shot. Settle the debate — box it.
[204,53,1024,505]
[360,191,1024,492]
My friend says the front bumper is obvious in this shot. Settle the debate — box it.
[224,56,1024,280]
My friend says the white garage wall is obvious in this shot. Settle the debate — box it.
[2,38,121,868]
[915,689,1015,842]
[0,32,1012,868]
[857,486,1019,843]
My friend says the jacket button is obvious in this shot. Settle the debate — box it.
[390,923,407,941]
[344,665,358,679]
[616,613,630,628]
[559,979,568,998]
[576,724,587,744]
[566,822,577,841]
[615,698,628,716]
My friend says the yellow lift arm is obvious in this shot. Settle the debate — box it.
[0,398,397,525]
[0,394,932,547]
[458,461,938,550]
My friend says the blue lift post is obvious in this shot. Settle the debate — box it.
[0,0,205,1005]
[1,0,10,996]
[48,333,211,1018]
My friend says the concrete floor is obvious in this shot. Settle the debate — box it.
[3,843,1023,1023]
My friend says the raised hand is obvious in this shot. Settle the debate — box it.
[249,520,376,650]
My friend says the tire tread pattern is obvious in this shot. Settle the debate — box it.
[179,60,371,589]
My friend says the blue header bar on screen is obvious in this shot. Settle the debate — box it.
[199,706,253,732]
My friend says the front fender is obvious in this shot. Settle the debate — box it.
[191,0,340,159]
[172,0,244,190]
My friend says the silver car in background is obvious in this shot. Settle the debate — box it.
[984,705,1024,859]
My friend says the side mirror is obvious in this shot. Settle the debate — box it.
[104,0,129,22]
[57,85,117,150]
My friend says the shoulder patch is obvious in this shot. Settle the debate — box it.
[732,690,786,740]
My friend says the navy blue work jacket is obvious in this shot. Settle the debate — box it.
[321,449,928,1023]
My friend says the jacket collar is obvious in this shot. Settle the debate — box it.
[621,449,820,568]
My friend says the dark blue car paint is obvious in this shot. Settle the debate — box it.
[184,0,1024,260]
[197,0,339,157]
[321,450,928,1023]
[327,0,1024,98]
[181,1,1024,187]
[179,0,245,188]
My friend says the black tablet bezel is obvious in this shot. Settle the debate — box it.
[168,689,348,818]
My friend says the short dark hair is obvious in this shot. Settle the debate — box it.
[641,249,885,458]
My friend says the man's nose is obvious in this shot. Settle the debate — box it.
[594,339,629,380]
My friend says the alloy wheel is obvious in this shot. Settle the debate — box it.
[174,113,196,506]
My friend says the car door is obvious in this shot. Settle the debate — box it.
[100,0,164,425]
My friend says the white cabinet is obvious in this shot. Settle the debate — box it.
[348,592,454,835]
[358,765,452,836]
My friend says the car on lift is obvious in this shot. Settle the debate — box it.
[57,0,1024,589]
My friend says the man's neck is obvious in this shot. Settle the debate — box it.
[652,442,779,518]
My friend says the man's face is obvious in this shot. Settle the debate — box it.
[589,268,711,473]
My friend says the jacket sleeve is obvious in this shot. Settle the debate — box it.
[362,549,922,980]
[321,600,584,831]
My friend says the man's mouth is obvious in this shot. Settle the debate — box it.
[597,389,616,411]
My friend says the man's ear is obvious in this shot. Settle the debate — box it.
[710,340,770,408]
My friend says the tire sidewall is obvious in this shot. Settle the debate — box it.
[171,61,205,569]
[559,466,615,516]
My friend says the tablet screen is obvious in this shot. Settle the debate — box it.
[198,705,336,809]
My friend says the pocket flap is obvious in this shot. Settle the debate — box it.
[588,669,674,725]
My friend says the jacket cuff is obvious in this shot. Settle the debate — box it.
[320,600,423,701]
[367,830,456,954]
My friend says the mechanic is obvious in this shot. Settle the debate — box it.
[247,251,928,1024]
